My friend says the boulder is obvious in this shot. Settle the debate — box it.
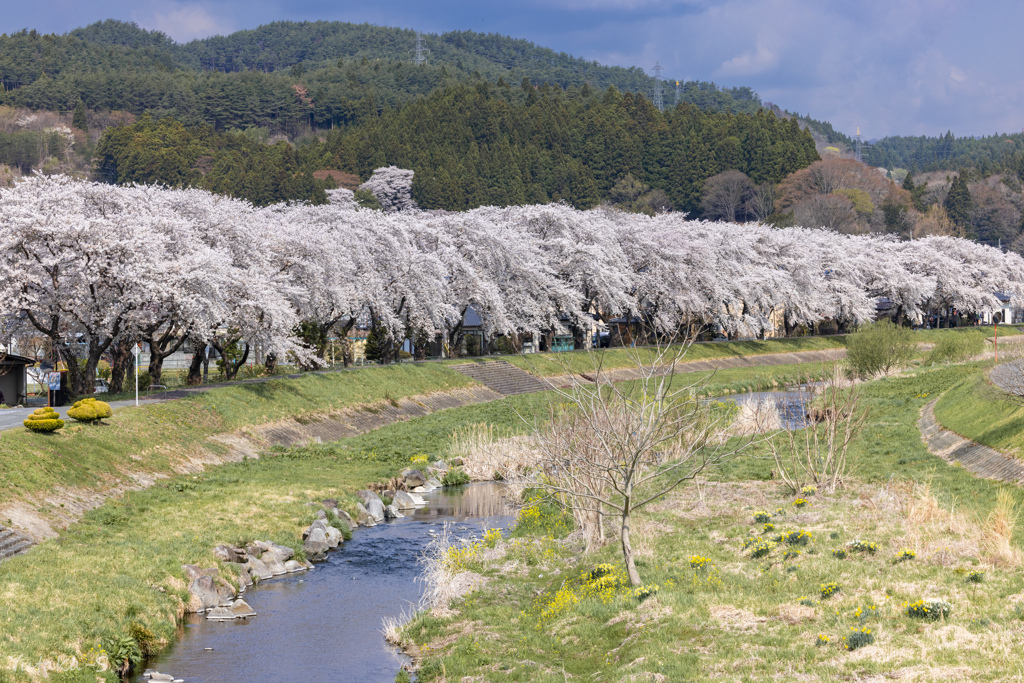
[206,599,257,621]
[148,674,174,682]
[403,469,427,488]
[325,526,343,548]
[451,457,464,466]
[365,497,386,522]
[407,492,426,505]
[322,498,339,508]
[392,490,421,510]
[412,483,435,493]
[284,560,305,573]
[336,509,354,527]
[304,527,329,561]
[260,551,288,576]
[354,503,375,527]
[244,553,273,581]
[263,542,295,562]
[427,477,442,488]
[316,509,327,520]
[216,580,237,605]
[236,566,253,589]
[188,574,221,611]
[212,545,245,563]
[432,459,447,470]
[356,490,381,507]
[302,519,328,540]
[384,504,404,519]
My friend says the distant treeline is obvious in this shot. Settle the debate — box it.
[865,130,1024,175]
[0,20,762,135]
[95,82,818,213]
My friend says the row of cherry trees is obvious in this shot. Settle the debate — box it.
[2,174,1023,397]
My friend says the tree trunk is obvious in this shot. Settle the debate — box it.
[55,340,84,400]
[186,341,205,385]
[620,505,641,587]
[108,338,135,394]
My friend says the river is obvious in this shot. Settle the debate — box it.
[138,482,513,683]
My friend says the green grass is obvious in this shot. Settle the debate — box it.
[0,363,474,505]
[933,365,1024,457]
[911,324,1020,343]
[497,336,849,377]
[402,361,1024,681]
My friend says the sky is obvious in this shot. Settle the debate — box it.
[3,0,1023,139]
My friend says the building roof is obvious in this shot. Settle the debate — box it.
[0,353,36,367]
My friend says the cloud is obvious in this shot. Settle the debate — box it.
[717,42,778,77]
[135,2,235,41]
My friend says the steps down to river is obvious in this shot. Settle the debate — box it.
[448,361,552,396]
[0,526,33,562]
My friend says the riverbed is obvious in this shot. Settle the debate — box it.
[138,483,513,683]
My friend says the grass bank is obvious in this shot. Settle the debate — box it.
[933,365,1024,457]
[0,363,474,508]
[403,363,1024,680]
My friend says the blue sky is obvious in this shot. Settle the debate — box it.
[4,0,1023,139]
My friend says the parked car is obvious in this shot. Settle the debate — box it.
[94,378,110,394]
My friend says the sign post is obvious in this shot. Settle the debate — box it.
[132,344,141,406]
[995,320,999,363]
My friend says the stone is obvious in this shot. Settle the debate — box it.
[284,560,305,573]
[403,469,427,487]
[260,551,288,576]
[182,564,218,583]
[316,509,327,520]
[325,526,343,548]
[432,459,447,470]
[354,503,375,527]
[188,575,221,611]
[427,477,442,488]
[149,674,174,682]
[304,527,329,561]
[216,580,237,605]
[392,490,421,510]
[236,566,253,589]
[384,504,404,519]
[365,497,386,522]
[302,519,327,540]
[451,457,464,466]
[383,489,396,500]
[407,492,426,505]
[244,553,273,581]
[263,542,295,562]
[206,599,257,621]
[412,483,436,493]
[322,498,339,508]
[356,490,381,506]
[212,545,245,563]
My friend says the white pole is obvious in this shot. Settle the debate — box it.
[135,345,139,407]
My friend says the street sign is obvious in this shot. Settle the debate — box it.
[47,372,61,391]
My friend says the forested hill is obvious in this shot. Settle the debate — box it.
[95,82,819,213]
[0,19,761,132]
[864,131,1024,175]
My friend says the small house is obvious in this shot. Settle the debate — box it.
[0,353,35,406]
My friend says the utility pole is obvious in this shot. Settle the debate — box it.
[411,32,429,66]
[651,62,664,112]
[855,126,862,163]
[675,79,681,106]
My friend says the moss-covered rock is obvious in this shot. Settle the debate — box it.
[23,407,65,432]
[67,397,113,423]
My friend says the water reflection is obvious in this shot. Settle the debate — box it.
[137,483,513,683]
[721,389,813,429]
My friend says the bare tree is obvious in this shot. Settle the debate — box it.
[792,194,860,233]
[513,336,758,586]
[701,170,754,222]
[746,183,776,223]
[766,365,867,494]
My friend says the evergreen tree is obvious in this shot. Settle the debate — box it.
[944,172,972,230]
[72,100,88,133]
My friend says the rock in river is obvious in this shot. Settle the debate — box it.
[304,527,330,561]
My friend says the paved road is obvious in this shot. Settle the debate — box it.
[0,399,163,432]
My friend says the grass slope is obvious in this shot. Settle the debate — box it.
[933,366,1024,457]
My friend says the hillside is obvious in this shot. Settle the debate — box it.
[0,19,762,135]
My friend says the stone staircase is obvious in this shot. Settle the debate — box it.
[0,526,33,562]
[448,360,552,396]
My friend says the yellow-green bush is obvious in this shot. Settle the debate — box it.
[23,407,64,432]
[67,397,113,423]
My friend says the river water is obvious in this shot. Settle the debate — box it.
[721,388,813,429]
[138,483,513,683]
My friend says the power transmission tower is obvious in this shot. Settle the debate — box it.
[411,32,429,66]
[855,126,862,163]
[651,62,664,112]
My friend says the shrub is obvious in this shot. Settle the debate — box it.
[793,498,810,509]
[904,599,952,620]
[749,539,777,559]
[841,626,875,650]
[67,397,113,423]
[832,549,847,560]
[894,549,916,563]
[846,319,916,378]
[784,530,813,546]
[441,468,470,487]
[820,582,841,599]
[928,330,985,364]
[753,511,772,524]
[763,523,776,533]
[966,569,985,584]
[23,407,64,433]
